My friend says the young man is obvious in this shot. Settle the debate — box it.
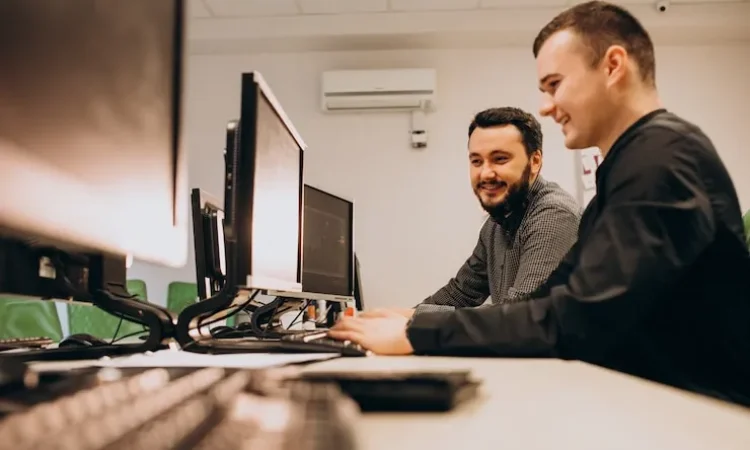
[363,107,580,319]
[330,1,750,406]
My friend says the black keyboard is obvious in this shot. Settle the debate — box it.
[281,332,371,356]
[194,333,369,357]
[0,366,360,450]
[5,343,158,363]
[0,337,54,351]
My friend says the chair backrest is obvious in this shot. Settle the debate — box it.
[166,281,198,314]
[126,279,148,301]
[0,297,63,341]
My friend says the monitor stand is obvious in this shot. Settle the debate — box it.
[260,290,354,330]
[9,288,176,362]
[174,283,261,351]
[0,241,176,361]
[173,240,358,355]
[263,289,353,305]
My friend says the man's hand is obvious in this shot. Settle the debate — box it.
[358,307,415,319]
[328,310,414,355]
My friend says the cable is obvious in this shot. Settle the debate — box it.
[259,298,287,339]
[284,299,310,331]
[181,289,259,350]
[111,329,148,344]
[104,291,146,344]
[109,317,124,345]
[286,301,335,330]
[316,303,335,326]
[199,289,259,329]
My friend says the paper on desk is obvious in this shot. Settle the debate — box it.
[97,350,339,369]
[30,359,104,373]
[28,351,338,373]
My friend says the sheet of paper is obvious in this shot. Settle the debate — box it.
[30,359,104,373]
[29,350,339,372]
[98,350,339,369]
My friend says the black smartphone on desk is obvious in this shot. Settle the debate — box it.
[297,369,481,412]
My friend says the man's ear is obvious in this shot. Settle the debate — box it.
[603,44,627,88]
[530,150,543,176]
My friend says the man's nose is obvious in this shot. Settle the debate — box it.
[479,164,497,182]
[539,95,555,117]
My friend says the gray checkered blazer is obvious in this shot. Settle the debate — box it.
[415,176,580,315]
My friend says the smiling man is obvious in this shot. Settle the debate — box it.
[329,1,750,406]
[361,107,580,318]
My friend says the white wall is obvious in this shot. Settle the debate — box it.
[128,44,750,308]
[656,45,750,206]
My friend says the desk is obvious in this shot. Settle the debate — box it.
[304,356,750,450]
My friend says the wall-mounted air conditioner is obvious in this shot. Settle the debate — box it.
[321,68,436,113]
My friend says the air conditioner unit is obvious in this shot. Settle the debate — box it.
[321,69,436,112]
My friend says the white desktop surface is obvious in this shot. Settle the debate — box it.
[25,353,750,448]
[304,356,750,450]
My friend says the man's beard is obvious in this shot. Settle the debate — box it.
[476,163,532,223]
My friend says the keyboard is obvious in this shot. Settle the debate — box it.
[194,332,369,357]
[281,331,371,356]
[0,366,360,450]
[0,337,54,351]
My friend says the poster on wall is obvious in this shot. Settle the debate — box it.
[580,148,602,205]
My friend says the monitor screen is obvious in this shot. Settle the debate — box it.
[302,186,354,297]
[0,0,187,267]
[231,72,305,292]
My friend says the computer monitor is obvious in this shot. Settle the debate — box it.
[225,72,306,293]
[301,185,355,298]
[191,189,226,300]
[0,0,188,268]
[176,74,306,346]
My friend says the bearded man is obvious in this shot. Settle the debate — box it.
[362,107,581,319]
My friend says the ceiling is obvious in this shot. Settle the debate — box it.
[190,0,747,18]
[186,0,750,53]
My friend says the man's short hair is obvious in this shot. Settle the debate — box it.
[468,107,543,157]
[532,1,656,86]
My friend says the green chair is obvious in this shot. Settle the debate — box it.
[167,281,234,326]
[126,279,148,302]
[67,279,148,341]
[0,297,63,341]
[167,281,198,314]
[743,210,750,250]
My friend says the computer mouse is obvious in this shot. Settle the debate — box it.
[58,333,109,348]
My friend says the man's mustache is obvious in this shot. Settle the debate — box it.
[478,181,507,189]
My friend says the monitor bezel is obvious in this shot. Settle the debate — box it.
[190,188,226,300]
[302,184,356,298]
[231,71,306,293]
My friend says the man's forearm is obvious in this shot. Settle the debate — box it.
[420,276,488,308]
[406,186,716,359]
[413,302,455,315]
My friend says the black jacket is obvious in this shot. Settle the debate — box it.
[407,110,750,405]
